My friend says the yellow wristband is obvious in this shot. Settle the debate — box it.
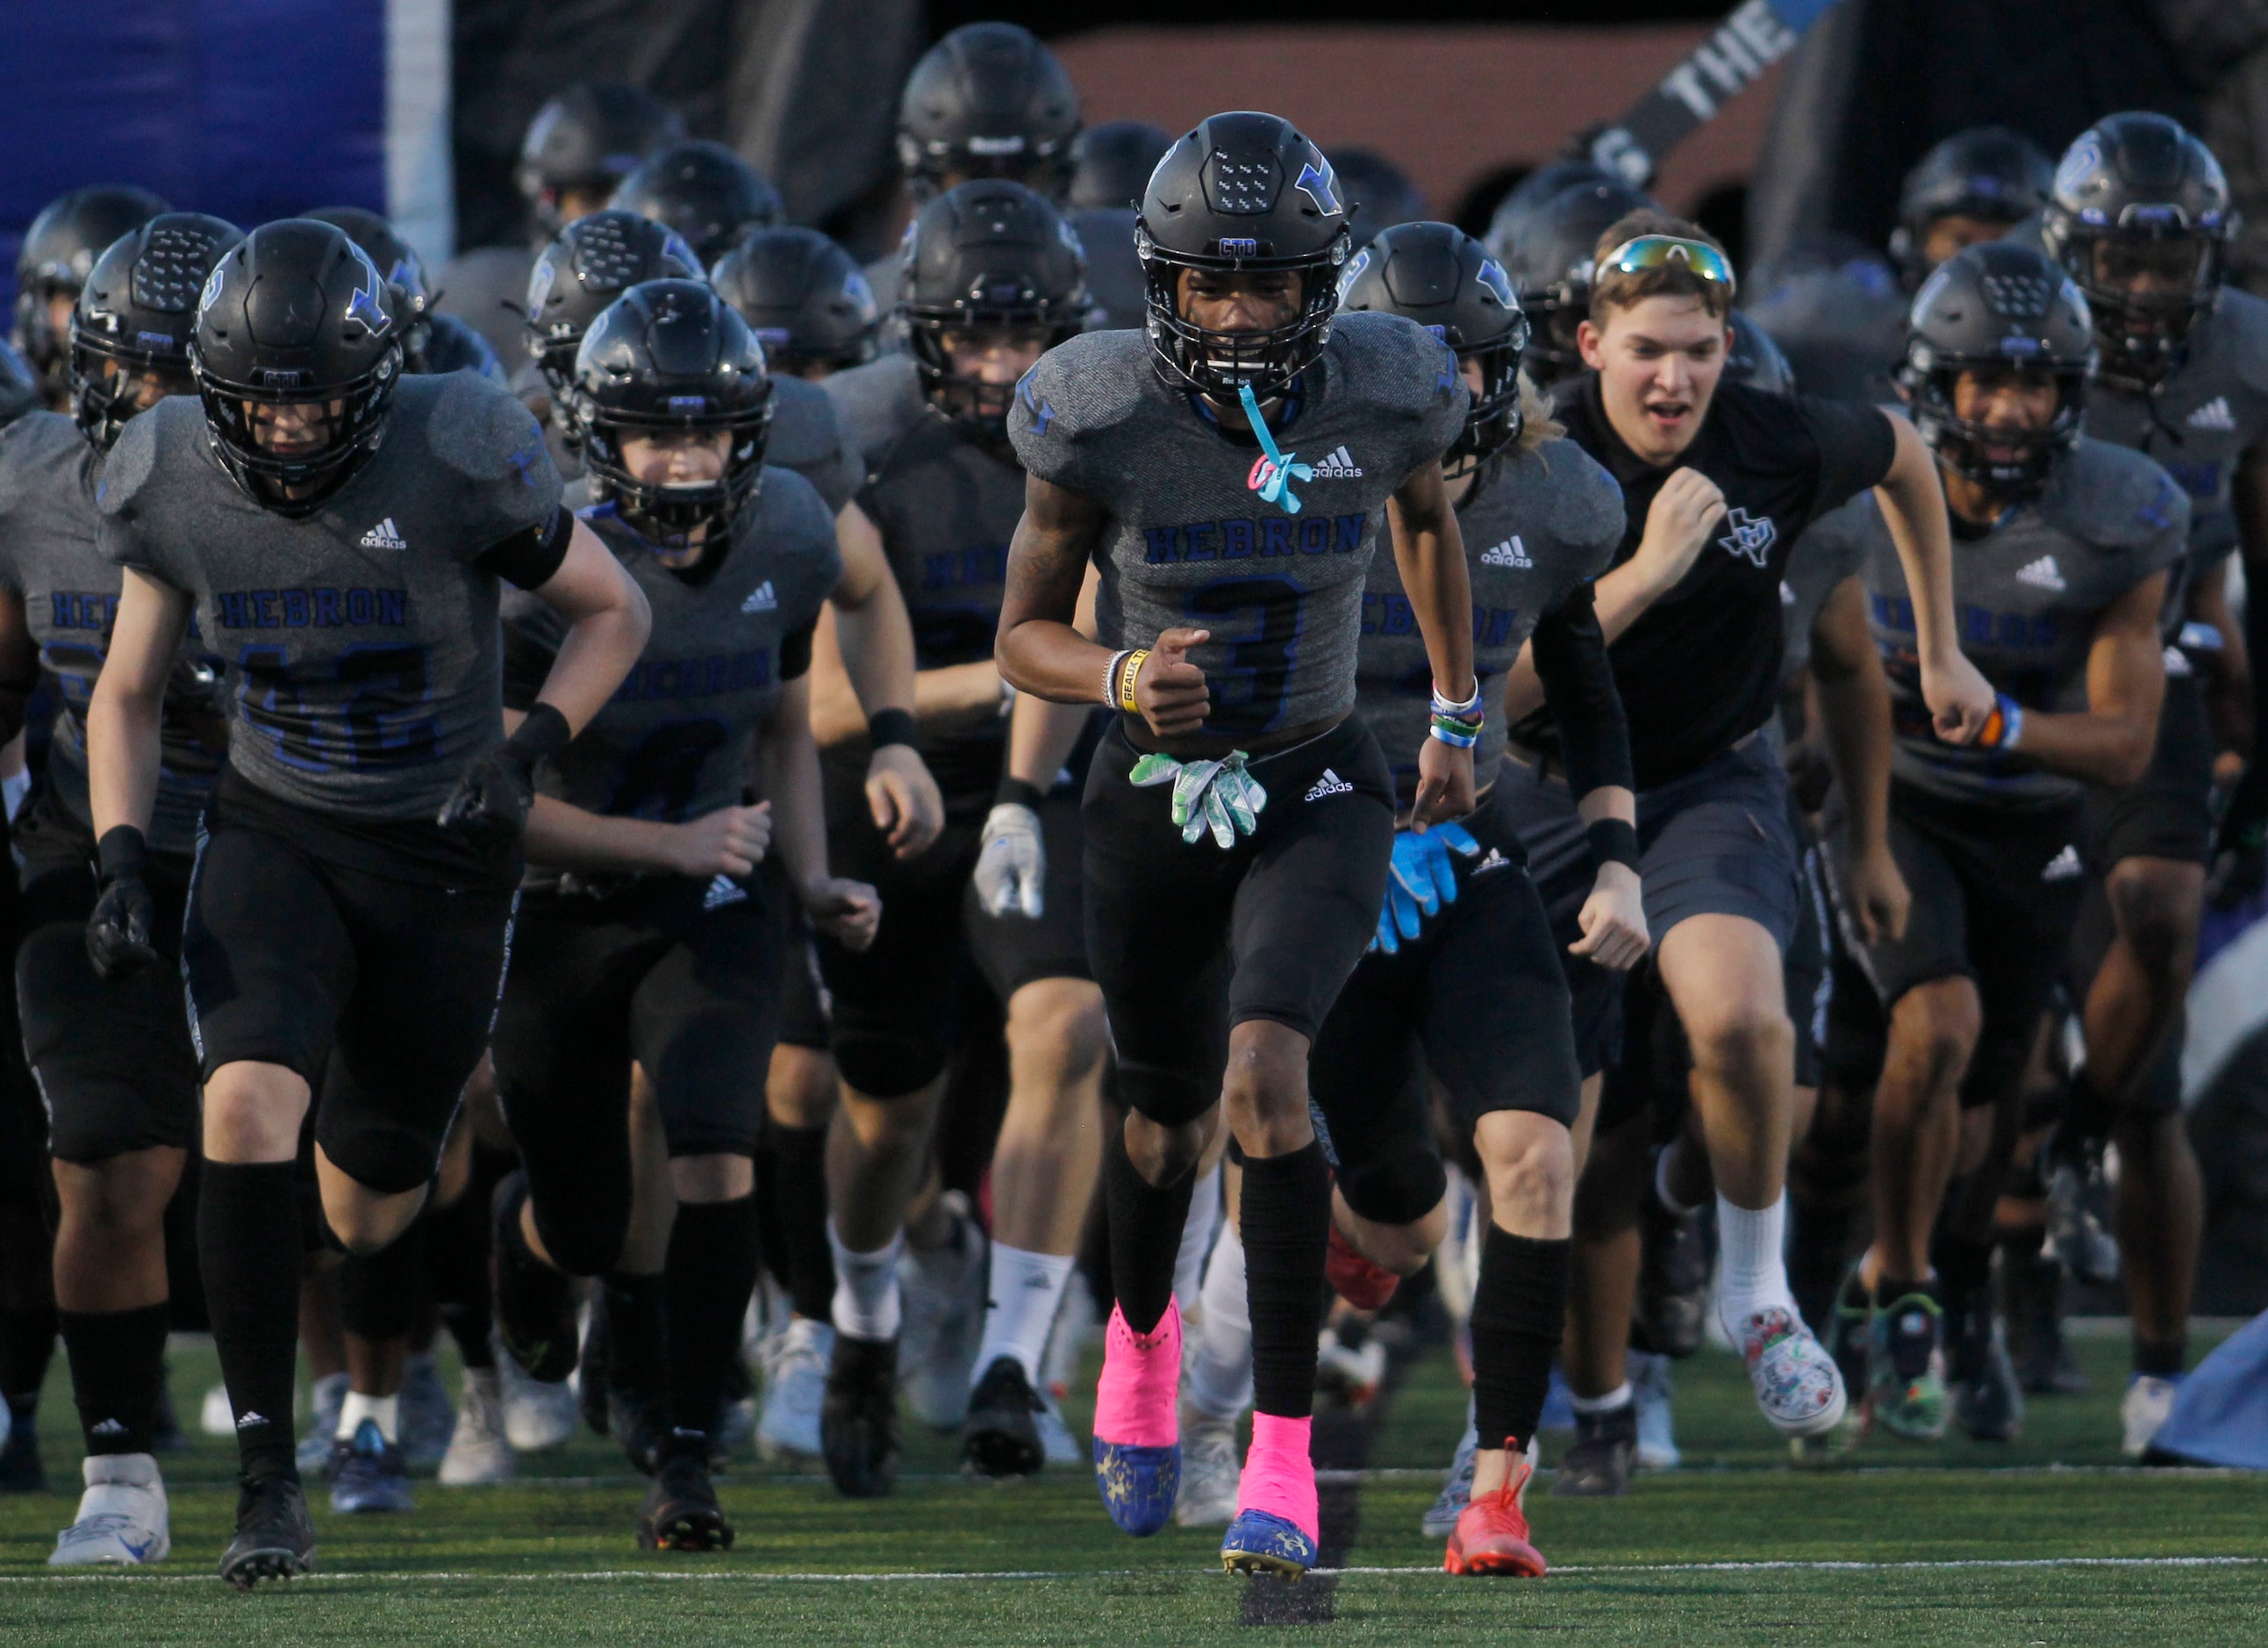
[1117,648,1152,714]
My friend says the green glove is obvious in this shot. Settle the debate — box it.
[1127,750,1267,848]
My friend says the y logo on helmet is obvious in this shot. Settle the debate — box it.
[1477,259,1516,309]
[198,262,227,315]
[1717,508,1777,568]
[345,247,389,337]
[1335,246,1372,301]
[1294,152,1344,218]
[2054,137,2102,203]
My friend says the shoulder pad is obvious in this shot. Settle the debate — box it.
[1013,329,1149,443]
[1530,438,1625,562]
[1789,491,1884,567]
[755,463,834,544]
[1331,310,1462,418]
[93,398,178,519]
[424,372,556,493]
[766,376,841,465]
[824,353,925,464]
[2208,286,2268,398]
[0,412,75,515]
[2044,438,2190,548]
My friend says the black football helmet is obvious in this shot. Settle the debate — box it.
[1136,112,1352,399]
[524,210,705,415]
[710,227,881,376]
[1484,161,1621,262]
[898,22,1082,203]
[1336,221,1527,476]
[1725,311,1796,396]
[571,278,774,545]
[1069,120,1173,212]
[902,181,1087,433]
[191,219,401,514]
[517,81,687,240]
[1900,240,2093,496]
[69,212,242,451]
[1334,149,1427,251]
[14,185,171,403]
[608,140,782,268]
[1494,178,1655,389]
[1889,126,2053,287]
[304,206,443,372]
[2043,112,2231,391]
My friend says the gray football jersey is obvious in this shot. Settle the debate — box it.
[1778,508,1871,690]
[858,405,1027,806]
[2083,286,2268,572]
[505,466,838,840]
[1828,435,2187,807]
[97,372,562,821]
[1356,438,1621,800]
[1011,315,1468,742]
[0,412,224,855]
[825,351,927,476]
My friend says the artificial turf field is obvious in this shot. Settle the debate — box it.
[2,1327,2263,1644]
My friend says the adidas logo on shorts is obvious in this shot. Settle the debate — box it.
[235,1411,269,1429]
[2014,555,2066,592]
[1479,536,1532,569]
[704,875,749,909]
[2186,396,2236,433]
[740,580,777,613]
[1309,445,1363,478]
[1473,848,1513,874]
[90,1417,128,1437]
[1305,768,1354,801]
[2041,844,2083,883]
[359,517,408,551]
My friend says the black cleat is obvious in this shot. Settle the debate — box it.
[490,1172,581,1384]
[1947,1285,2024,1443]
[219,1473,317,1590]
[637,1453,733,1552]
[1550,1401,1636,1497]
[962,1356,1045,1480]
[2007,1249,2088,1395]
[608,1386,666,1477]
[0,1408,45,1493]
[821,1335,901,1498]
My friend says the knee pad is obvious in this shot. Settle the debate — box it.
[1113,1057,1215,1130]
[1337,1146,1449,1230]
[530,1198,628,1280]
[830,1013,947,1101]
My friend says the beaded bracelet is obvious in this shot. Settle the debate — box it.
[1428,677,1485,749]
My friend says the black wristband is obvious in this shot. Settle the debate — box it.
[1585,817,1640,871]
[868,707,917,750]
[506,702,574,764]
[994,776,1046,811]
[97,824,149,882]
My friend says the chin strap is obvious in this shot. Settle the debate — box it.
[1237,383,1310,516]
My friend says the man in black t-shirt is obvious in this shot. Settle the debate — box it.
[1501,211,1993,1446]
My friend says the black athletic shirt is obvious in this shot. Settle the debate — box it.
[1551,376,1897,790]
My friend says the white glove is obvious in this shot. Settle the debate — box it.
[975,802,1045,918]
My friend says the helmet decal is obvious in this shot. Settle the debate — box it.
[1476,258,1516,310]
[1294,153,1344,218]
[345,247,390,336]
[2055,135,2102,201]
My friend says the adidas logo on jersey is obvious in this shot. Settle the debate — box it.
[1306,768,1355,801]
[359,518,408,551]
[740,581,777,614]
[704,875,749,910]
[1473,848,1513,875]
[1309,445,1363,478]
[2040,844,2084,883]
[2186,396,2236,433]
[1480,536,1532,569]
[2014,555,2066,592]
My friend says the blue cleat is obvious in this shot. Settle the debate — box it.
[1092,1437,1179,1537]
[1221,1508,1318,1579]
[328,1419,414,1515]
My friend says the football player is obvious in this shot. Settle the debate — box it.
[86,219,650,1587]
[1887,127,2054,290]
[11,188,169,410]
[1000,113,1477,1579]
[607,140,783,270]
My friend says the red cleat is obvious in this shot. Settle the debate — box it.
[1444,1451,1546,1577]
[1326,1225,1400,1311]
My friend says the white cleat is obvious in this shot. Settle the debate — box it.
[1174,1400,1241,1528]
[438,1368,515,1486]
[756,1315,832,1460]
[1630,1350,1682,1470]
[898,1195,988,1430]
[1036,1386,1082,1468]
[2121,1374,2180,1458]
[49,1453,170,1566]
[496,1343,578,1453]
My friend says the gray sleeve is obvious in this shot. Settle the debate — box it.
[426,374,565,561]
[1542,441,1626,583]
[92,412,174,581]
[1007,340,1112,497]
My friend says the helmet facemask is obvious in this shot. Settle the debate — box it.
[196,348,401,518]
[1137,227,1349,402]
[1904,355,2086,499]
[580,388,774,548]
[68,326,195,452]
[1444,332,1527,479]
[2064,221,2219,391]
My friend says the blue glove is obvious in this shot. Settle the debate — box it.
[1373,821,1481,954]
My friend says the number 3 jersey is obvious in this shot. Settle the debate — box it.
[1009,314,1469,741]
[0,411,225,856]
[502,468,838,836]
[96,372,565,825]
[1355,437,1622,804]
[1803,434,2187,809]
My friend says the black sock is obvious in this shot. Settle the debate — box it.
[1102,1124,1195,1336]
[339,1212,428,1343]
[2134,1335,2187,1379]
[426,1152,506,1372]
[1470,1228,1571,1453]
[664,1195,761,1458]
[1876,1273,1935,1307]
[762,1122,835,1322]
[1930,1229,1993,1300]
[0,1303,57,1431]
[1241,1140,1332,1420]
[603,1271,667,1401]
[59,1304,171,1457]
[198,1161,305,1483]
